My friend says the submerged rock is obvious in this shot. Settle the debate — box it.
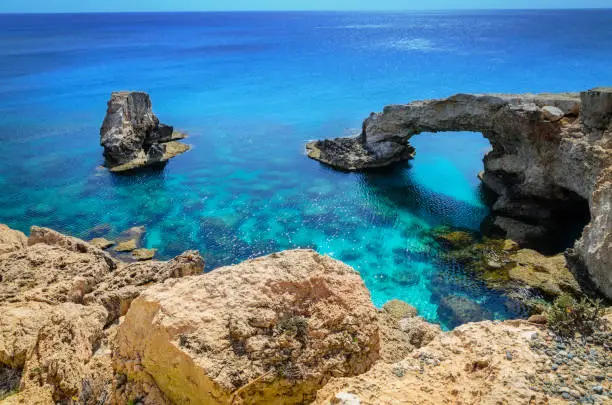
[436,233,582,305]
[113,239,137,252]
[100,91,191,172]
[437,295,492,328]
[131,247,156,261]
[382,299,418,320]
[89,237,115,250]
[113,249,381,405]
[307,88,612,299]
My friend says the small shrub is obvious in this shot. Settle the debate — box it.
[277,315,308,345]
[547,294,604,337]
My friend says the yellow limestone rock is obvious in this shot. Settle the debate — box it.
[0,225,27,255]
[113,249,381,405]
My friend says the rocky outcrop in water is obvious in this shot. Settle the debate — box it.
[307,88,612,300]
[100,91,191,172]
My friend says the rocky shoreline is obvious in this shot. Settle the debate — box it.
[307,88,612,302]
[0,224,610,404]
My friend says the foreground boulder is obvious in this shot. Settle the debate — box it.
[307,88,612,299]
[113,249,381,405]
[100,91,191,172]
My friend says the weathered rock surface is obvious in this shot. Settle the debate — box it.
[100,91,191,172]
[84,250,204,323]
[0,225,204,404]
[113,249,381,405]
[89,237,115,250]
[0,225,26,256]
[315,320,561,405]
[307,88,612,299]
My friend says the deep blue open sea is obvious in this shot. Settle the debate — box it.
[1,10,611,328]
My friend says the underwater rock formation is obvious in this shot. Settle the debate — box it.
[100,91,191,172]
[307,88,612,299]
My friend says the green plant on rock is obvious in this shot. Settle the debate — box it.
[547,294,604,337]
[277,314,309,346]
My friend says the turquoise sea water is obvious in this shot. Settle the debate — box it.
[1,11,611,329]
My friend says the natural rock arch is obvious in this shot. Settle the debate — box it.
[306,88,612,299]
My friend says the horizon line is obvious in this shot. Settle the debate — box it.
[1,8,611,15]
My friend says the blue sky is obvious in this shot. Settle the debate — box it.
[0,0,609,13]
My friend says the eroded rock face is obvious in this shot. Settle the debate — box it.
[113,249,381,405]
[84,250,204,323]
[0,224,205,403]
[307,89,612,299]
[100,91,191,172]
[315,320,560,405]
[0,225,27,255]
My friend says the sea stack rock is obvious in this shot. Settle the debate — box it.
[100,91,190,172]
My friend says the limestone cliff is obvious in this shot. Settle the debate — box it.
[100,91,191,172]
[307,88,612,299]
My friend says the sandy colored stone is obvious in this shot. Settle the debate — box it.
[0,302,55,368]
[0,225,27,256]
[507,249,581,297]
[0,385,54,405]
[377,312,440,364]
[27,226,115,269]
[528,314,548,324]
[382,299,417,321]
[132,248,156,261]
[85,250,204,323]
[0,225,205,404]
[113,239,137,252]
[19,304,107,402]
[89,238,115,250]
[0,243,113,305]
[113,249,380,405]
[315,320,563,405]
